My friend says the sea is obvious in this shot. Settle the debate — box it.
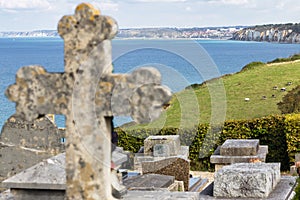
[0,38,300,130]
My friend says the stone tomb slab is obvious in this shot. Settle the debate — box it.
[220,139,259,156]
[142,157,190,191]
[144,135,180,156]
[210,145,268,164]
[1,153,65,190]
[1,153,65,200]
[213,162,281,198]
[123,174,174,191]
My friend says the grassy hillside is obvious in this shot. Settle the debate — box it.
[123,58,300,130]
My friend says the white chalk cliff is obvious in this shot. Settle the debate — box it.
[232,24,300,43]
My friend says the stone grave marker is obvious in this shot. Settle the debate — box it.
[123,174,175,191]
[210,139,268,171]
[134,135,189,171]
[214,162,281,198]
[4,3,171,199]
[220,139,259,156]
[0,114,64,182]
[1,153,65,200]
[142,157,190,191]
[144,135,180,156]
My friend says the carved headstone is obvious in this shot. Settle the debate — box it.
[4,3,171,199]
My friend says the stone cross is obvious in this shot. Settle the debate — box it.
[5,3,171,200]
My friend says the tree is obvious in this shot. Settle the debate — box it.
[278,85,300,114]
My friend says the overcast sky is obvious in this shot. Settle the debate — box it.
[0,0,300,31]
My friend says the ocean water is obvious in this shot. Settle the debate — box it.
[0,38,300,130]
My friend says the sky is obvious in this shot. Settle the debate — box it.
[0,0,300,31]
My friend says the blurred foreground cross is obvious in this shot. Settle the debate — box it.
[5,3,171,200]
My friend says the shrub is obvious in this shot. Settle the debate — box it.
[268,53,300,64]
[240,61,265,72]
[278,85,300,114]
[116,114,300,171]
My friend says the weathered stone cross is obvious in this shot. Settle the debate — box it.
[5,3,171,200]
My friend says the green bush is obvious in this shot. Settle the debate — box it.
[116,114,300,171]
[240,61,266,72]
[267,53,300,64]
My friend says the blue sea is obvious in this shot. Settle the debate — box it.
[0,38,300,130]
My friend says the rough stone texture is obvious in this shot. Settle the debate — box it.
[220,139,259,156]
[142,157,190,191]
[5,3,171,200]
[210,145,268,164]
[0,115,65,182]
[213,163,281,198]
[144,135,180,156]
[123,174,174,190]
[153,144,170,157]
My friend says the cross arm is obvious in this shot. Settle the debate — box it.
[5,66,70,121]
[96,67,172,123]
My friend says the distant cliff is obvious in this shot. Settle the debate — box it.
[0,30,59,38]
[0,26,246,39]
[232,23,300,43]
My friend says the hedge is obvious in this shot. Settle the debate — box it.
[116,114,300,171]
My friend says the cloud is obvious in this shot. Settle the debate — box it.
[91,1,119,11]
[127,0,187,2]
[207,0,250,5]
[0,0,51,11]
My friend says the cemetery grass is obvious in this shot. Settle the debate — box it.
[124,60,300,130]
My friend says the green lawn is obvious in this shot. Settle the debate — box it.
[124,60,300,130]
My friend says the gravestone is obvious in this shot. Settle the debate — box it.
[4,3,171,200]
[144,135,180,156]
[220,139,259,156]
[1,153,65,200]
[134,135,189,171]
[0,115,65,182]
[142,157,190,191]
[123,174,174,191]
[213,162,281,198]
[210,139,268,171]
